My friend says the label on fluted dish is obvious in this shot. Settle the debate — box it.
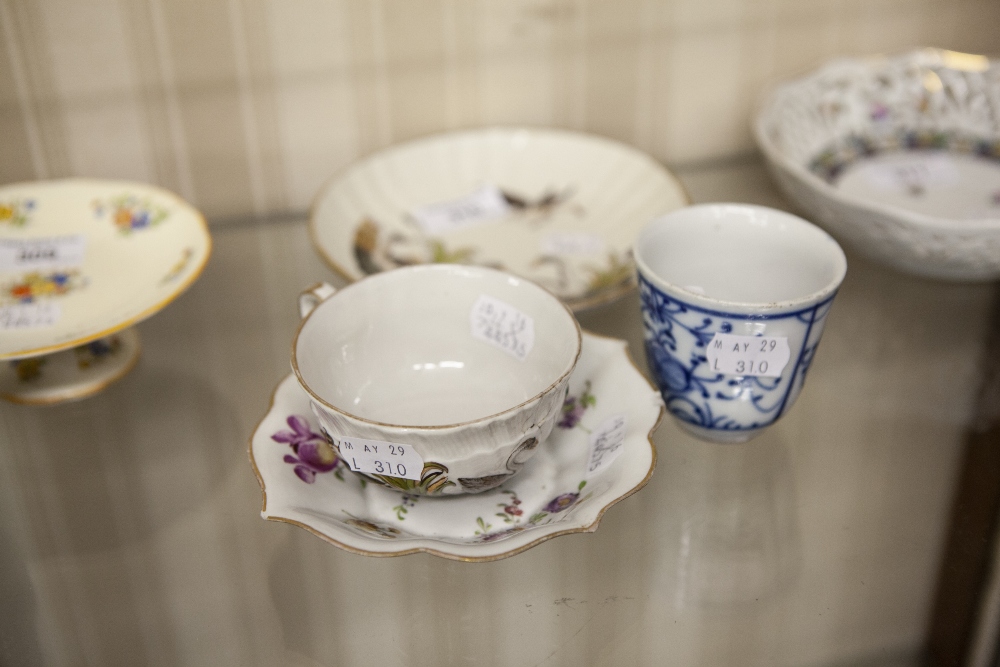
[586,414,627,478]
[0,235,86,273]
[705,333,790,378]
[328,435,424,481]
[470,294,535,361]
[0,302,61,329]
[541,232,605,257]
[409,185,511,235]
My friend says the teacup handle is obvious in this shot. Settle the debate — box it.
[298,282,338,319]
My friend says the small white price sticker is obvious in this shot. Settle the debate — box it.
[862,154,959,193]
[0,235,87,273]
[470,294,534,361]
[409,185,511,235]
[327,434,424,481]
[540,232,605,257]
[706,333,790,378]
[586,414,627,478]
[0,302,61,330]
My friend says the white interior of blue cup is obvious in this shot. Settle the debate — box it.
[634,204,847,306]
[293,265,580,427]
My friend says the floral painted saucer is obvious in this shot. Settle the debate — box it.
[249,332,664,561]
[310,127,688,311]
[0,179,210,403]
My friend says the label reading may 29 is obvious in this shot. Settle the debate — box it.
[328,435,424,481]
[705,333,790,378]
[470,294,535,361]
[586,414,627,478]
[409,185,512,236]
[0,235,87,273]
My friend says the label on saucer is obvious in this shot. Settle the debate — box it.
[861,154,960,193]
[470,294,534,361]
[328,435,424,481]
[541,232,605,257]
[0,235,87,273]
[706,333,790,378]
[0,302,61,329]
[586,414,627,478]
[409,185,511,235]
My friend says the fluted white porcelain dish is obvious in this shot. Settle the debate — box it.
[310,127,689,310]
[755,49,1000,281]
[0,179,211,359]
[250,332,664,561]
[293,265,581,495]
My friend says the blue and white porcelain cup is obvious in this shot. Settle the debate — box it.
[634,204,847,443]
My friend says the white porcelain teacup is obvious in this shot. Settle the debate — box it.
[292,264,581,494]
[634,204,847,443]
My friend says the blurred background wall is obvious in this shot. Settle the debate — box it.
[1,0,998,221]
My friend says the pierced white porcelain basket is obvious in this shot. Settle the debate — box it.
[755,49,1000,281]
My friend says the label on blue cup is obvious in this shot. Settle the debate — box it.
[706,333,790,378]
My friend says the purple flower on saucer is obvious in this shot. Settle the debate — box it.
[272,415,339,483]
[544,492,579,513]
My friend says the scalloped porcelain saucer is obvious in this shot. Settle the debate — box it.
[249,332,664,562]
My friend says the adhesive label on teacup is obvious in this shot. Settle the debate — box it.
[327,434,424,481]
[586,414,627,478]
[0,235,86,273]
[0,302,61,330]
[860,154,959,194]
[409,185,512,235]
[470,294,534,361]
[706,333,790,378]
[541,232,605,257]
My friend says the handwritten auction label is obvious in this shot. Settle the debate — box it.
[0,302,61,330]
[0,235,86,273]
[410,185,511,235]
[328,435,424,481]
[862,154,959,194]
[586,414,627,478]
[706,333,790,378]
[541,232,605,257]
[470,294,534,361]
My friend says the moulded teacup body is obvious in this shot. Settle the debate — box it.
[292,264,582,494]
[634,204,847,443]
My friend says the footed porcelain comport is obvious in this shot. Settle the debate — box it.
[0,179,211,404]
[635,204,847,443]
[292,265,581,495]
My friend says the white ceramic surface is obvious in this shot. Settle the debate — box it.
[0,328,140,405]
[635,204,847,443]
[0,179,211,359]
[755,49,1000,281]
[252,332,663,561]
[310,127,689,310]
[292,265,582,495]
